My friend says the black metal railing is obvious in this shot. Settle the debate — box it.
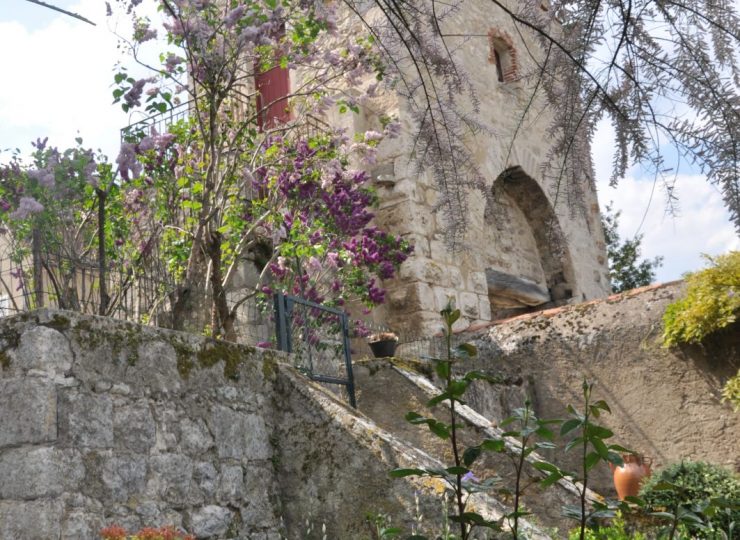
[274,292,355,407]
[121,96,331,144]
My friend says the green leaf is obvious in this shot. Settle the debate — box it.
[586,424,614,439]
[481,439,506,452]
[561,418,582,436]
[592,437,609,459]
[585,451,601,470]
[532,461,560,474]
[389,468,427,478]
[445,466,469,475]
[592,399,612,413]
[434,360,450,380]
[426,392,452,407]
[541,472,564,487]
[455,343,477,358]
[405,411,427,423]
[429,421,450,439]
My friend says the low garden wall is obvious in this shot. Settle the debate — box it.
[458,282,739,494]
[0,309,285,539]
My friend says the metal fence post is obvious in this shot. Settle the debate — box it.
[341,312,356,408]
[274,292,289,352]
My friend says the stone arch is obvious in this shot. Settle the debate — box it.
[488,28,519,82]
[488,166,576,306]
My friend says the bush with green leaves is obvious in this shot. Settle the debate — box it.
[639,460,740,538]
[567,512,646,540]
[662,251,740,347]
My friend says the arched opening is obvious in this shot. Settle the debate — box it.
[485,166,576,310]
[488,29,519,83]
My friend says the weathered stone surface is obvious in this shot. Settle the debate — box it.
[131,340,181,395]
[0,377,56,447]
[148,453,194,504]
[208,405,270,460]
[114,399,155,453]
[0,446,84,499]
[217,465,244,502]
[14,325,72,374]
[59,390,114,448]
[0,500,63,540]
[486,268,550,306]
[187,505,233,538]
[179,418,214,455]
[193,461,219,500]
[100,453,148,502]
[61,511,105,540]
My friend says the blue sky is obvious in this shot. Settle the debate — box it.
[1,0,737,284]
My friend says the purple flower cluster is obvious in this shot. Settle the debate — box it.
[10,197,44,220]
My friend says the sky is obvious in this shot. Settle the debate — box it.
[0,0,738,284]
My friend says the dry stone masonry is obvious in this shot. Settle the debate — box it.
[0,310,284,540]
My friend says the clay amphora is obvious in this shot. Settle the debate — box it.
[609,454,652,500]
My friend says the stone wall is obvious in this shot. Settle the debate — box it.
[0,309,569,539]
[457,282,740,494]
[329,0,611,333]
[0,309,284,540]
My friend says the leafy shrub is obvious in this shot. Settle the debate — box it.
[639,460,740,538]
[721,369,740,411]
[567,513,646,540]
[662,251,740,347]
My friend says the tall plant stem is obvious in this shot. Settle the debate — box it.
[446,327,467,540]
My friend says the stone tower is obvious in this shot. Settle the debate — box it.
[329,0,611,333]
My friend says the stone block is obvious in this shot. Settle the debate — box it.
[100,453,148,502]
[180,418,214,455]
[0,377,56,447]
[0,447,84,499]
[62,511,105,540]
[130,340,181,395]
[187,505,233,538]
[193,461,218,500]
[460,292,480,319]
[0,500,63,540]
[59,390,114,448]
[14,325,73,374]
[114,399,156,453]
[209,405,271,460]
[478,297,492,321]
[467,271,489,295]
[148,453,194,504]
[218,465,245,502]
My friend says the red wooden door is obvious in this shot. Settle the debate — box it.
[256,66,291,130]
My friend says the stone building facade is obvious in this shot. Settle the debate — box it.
[326,1,611,332]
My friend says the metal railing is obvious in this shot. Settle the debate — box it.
[120,96,331,144]
[274,292,356,407]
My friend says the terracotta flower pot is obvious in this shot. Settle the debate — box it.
[610,454,652,500]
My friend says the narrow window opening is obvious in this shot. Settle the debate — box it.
[494,49,504,83]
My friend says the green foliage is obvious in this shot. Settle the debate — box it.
[561,381,633,540]
[639,460,740,538]
[721,370,740,411]
[662,251,740,346]
[391,302,504,540]
[602,203,663,293]
[567,513,646,540]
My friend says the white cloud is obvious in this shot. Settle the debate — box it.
[593,116,738,284]
[596,173,739,283]
[0,0,165,162]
